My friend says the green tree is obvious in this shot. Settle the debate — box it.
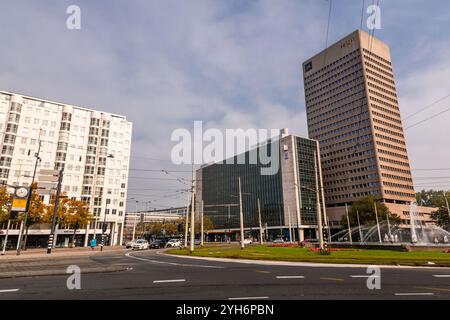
[416,189,450,208]
[341,195,401,228]
[430,207,450,231]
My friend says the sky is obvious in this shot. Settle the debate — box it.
[1,0,449,210]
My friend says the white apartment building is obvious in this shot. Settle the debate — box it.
[0,90,132,247]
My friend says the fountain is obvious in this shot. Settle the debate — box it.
[331,202,450,246]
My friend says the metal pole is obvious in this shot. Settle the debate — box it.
[386,211,392,242]
[16,221,24,252]
[227,205,231,242]
[184,202,189,248]
[295,191,302,244]
[238,177,245,249]
[1,219,11,255]
[200,200,204,246]
[257,198,263,245]
[132,219,136,241]
[374,202,382,244]
[288,206,293,243]
[313,151,324,251]
[47,168,64,254]
[443,192,450,225]
[345,204,353,244]
[17,140,41,255]
[356,210,363,243]
[189,165,195,254]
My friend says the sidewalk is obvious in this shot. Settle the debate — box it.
[0,246,129,279]
[1,246,126,261]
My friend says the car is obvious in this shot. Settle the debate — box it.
[149,239,166,249]
[165,239,182,248]
[272,238,285,244]
[125,240,137,249]
[132,239,149,250]
[243,238,253,245]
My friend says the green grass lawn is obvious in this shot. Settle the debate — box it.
[166,244,450,267]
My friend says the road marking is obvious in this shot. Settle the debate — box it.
[350,275,380,278]
[394,293,434,296]
[228,296,269,300]
[276,276,305,279]
[256,270,271,274]
[0,289,19,293]
[433,275,450,278]
[320,277,344,282]
[125,252,224,269]
[153,279,186,284]
[415,286,450,293]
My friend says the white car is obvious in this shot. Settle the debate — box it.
[243,238,253,245]
[166,239,182,248]
[125,240,137,249]
[132,239,149,250]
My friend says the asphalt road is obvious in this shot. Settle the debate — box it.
[1,249,449,300]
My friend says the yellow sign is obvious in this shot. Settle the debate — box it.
[12,198,27,212]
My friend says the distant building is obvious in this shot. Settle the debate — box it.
[196,130,326,242]
[0,91,132,248]
[302,30,435,225]
[123,207,186,241]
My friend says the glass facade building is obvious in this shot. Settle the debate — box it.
[196,132,326,241]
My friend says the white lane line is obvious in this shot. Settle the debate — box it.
[125,252,224,269]
[228,296,269,300]
[153,279,186,284]
[276,276,305,279]
[395,293,434,296]
[350,275,380,278]
[0,289,20,293]
[433,275,450,278]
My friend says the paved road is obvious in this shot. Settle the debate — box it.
[1,249,449,300]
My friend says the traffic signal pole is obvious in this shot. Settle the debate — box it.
[47,168,64,254]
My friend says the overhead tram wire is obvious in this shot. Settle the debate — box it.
[403,93,450,121]
[404,106,450,130]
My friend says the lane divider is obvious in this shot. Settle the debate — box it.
[153,279,186,284]
[0,289,20,293]
[125,252,224,269]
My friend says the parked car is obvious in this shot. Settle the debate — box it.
[166,239,182,248]
[272,237,285,244]
[132,239,149,250]
[149,239,166,249]
[125,240,137,249]
[243,238,253,245]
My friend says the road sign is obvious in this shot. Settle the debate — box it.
[11,186,29,212]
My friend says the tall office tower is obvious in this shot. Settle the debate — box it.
[302,30,415,217]
[0,90,132,246]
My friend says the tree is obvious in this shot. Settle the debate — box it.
[0,186,12,225]
[430,207,450,231]
[63,199,93,248]
[195,216,214,235]
[416,189,450,208]
[341,195,401,228]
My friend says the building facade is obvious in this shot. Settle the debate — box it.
[302,30,431,225]
[196,131,326,242]
[0,90,132,247]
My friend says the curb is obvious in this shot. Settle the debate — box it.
[162,251,450,270]
[0,265,128,279]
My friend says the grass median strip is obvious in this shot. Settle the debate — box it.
[167,245,450,267]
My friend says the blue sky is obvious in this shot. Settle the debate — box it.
[1,0,449,209]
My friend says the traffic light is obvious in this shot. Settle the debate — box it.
[102,223,107,233]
